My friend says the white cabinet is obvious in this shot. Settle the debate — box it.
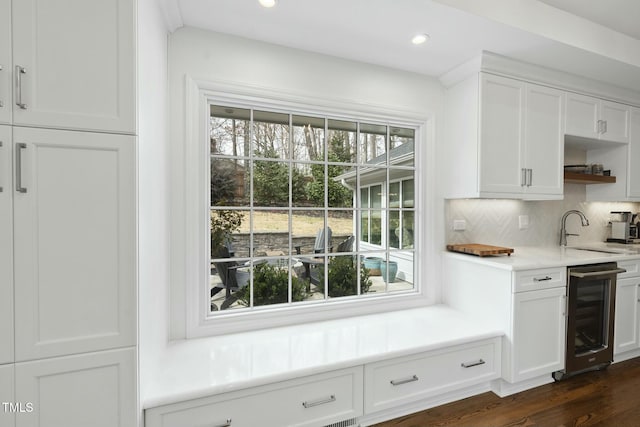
[511,287,566,382]
[15,348,136,427]
[614,277,640,355]
[444,73,563,200]
[12,127,136,361]
[363,338,500,414]
[0,365,15,427]
[10,0,135,133]
[628,107,640,199]
[145,367,364,427]
[0,0,10,125]
[444,256,567,395]
[0,126,12,365]
[565,92,630,143]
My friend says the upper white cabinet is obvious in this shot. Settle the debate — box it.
[444,73,564,200]
[565,92,630,143]
[0,0,10,125]
[628,107,640,199]
[0,126,13,366]
[11,0,136,134]
[12,127,136,361]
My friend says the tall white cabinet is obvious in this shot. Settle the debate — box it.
[0,1,137,426]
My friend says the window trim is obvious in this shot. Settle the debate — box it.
[182,76,435,338]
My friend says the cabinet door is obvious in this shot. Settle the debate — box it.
[511,287,566,382]
[524,84,564,197]
[600,100,630,143]
[0,364,15,427]
[13,127,135,361]
[565,92,599,139]
[629,107,640,199]
[15,348,136,427]
[614,277,640,355]
[12,0,135,133]
[0,126,13,365]
[479,74,525,195]
[0,0,10,125]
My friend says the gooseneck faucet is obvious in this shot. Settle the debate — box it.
[559,210,590,246]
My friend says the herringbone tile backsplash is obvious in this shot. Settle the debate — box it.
[445,184,640,247]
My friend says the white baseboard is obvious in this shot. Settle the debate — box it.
[490,374,554,397]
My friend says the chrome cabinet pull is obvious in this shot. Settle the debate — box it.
[534,276,552,282]
[461,359,485,368]
[390,374,419,386]
[211,419,232,427]
[521,168,526,187]
[15,65,27,110]
[302,394,336,408]
[16,143,27,193]
[527,169,533,187]
[602,120,607,134]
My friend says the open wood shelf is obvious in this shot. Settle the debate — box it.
[564,171,616,184]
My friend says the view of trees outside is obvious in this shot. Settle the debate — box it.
[208,104,415,312]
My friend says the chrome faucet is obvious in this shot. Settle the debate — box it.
[559,210,590,246]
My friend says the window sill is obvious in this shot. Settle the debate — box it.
[142,304,502,409]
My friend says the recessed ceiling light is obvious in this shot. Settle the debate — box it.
[411,33,430,45]
[259,0,277,7]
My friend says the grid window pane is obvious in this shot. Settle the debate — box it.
[209,104,416,314]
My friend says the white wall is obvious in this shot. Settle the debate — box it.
[168,27,445,339]
[138,0,170,407]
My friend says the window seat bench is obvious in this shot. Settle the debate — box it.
[143,305,503,427]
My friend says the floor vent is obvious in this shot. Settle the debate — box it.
[324,417,359,427]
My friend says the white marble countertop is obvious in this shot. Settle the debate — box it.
[142,305,502,409]
[444,243,640,271]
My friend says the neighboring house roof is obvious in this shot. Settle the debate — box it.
[335,140,414,186]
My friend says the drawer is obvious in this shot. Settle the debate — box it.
[618,259,640,279]
[513,267,565,292]
[145,366,363,427]
[364,338,501,414]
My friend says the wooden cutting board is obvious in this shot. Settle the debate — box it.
[446,243,514,257]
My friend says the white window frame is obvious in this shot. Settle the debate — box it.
[182,77,435,338]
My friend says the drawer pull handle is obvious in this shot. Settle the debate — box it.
[211,420,232,427]
[533,276,552,282]
[16,143,27,193]
[390,375,419,386]
[302,395,335,408]
[461,359,485,368]
[15,65,27,110]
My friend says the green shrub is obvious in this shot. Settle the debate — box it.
[321,256,372,297]
[237,263,308,306]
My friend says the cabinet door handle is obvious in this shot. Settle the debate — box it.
[533,276,552,282]
[597,119,602,134]
[302,394,335,408]
[15,143,27,193]
[390,374,419,386]
[527,169,533,187]
[210,419,232,427]
[521,168,526,187]
[461,359,485,368]
[15,65,27,110]
[602,120,607,134]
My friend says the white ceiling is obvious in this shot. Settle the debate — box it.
[538,0,640,40]
[168,0,640,92]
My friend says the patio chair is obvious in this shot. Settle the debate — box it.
[211,246,250,310]
[296,227,333,288]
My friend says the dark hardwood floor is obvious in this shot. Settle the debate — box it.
[373,357,640,427]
